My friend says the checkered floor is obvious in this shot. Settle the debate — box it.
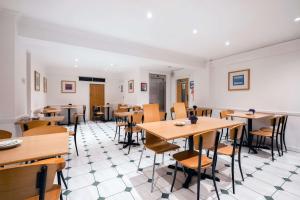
[61,121,300,200]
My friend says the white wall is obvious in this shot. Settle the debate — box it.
[170,66,210,108]
[209,39,300,152]
[46,67,123,120]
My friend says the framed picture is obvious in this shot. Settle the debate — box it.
[43,77,47,93]
[128,80,134,93]
[141,82,147,92]
[34,71,40,91]
[228,69,250,91]
[61,80,76,93]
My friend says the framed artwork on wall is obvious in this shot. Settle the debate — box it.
[128,80,134,93]
[34,71,40,91]
[43,77,47,93]
[228,69,250,91]
[141,82,147,92]
[61,80,76,93]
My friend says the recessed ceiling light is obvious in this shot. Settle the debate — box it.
[110,64,114,67]
[225,41,230,46]
[74,58,79,62]
[74,64,78,68]
[294,17,300,22]
[146,11,153,19]
[192,29,198,34]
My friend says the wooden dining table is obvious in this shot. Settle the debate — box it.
[137,117,243,188]
[0,133,69,166]
[227,112,273,153]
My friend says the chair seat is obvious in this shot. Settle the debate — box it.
[26,184,61,200]
[251,130,272,137]
[217,143,237,156]
[69,131,75,136]
[116,122,128,127]
[95,112,104,115]
[125,126,142,133]
[146,141,179,154]
[173,150,212,170]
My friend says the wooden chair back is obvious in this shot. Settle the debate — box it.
[143,104,160,123]
[174,102,187,119]
[229,124,245,141]
[196,108,205,116]
[129,112,143,124]
[220,110,234,119]
[25,120,50,131]
[132,106,142,111]
[143,104,163,145]
[0,158,65,200]
[23,126,67,137]
[116,107,128,113]
[194,130,218,150]
[0,130,12,140]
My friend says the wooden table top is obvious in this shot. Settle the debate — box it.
[227,112,273,119]
[137,117,243,141]
[0,133,69,166]
[40,116,65,122]
[61,105,78,109]
[43,108,61,113]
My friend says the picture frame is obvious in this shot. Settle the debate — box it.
[43,77,47,93]
[141,82,147,92]
[61,80,76,93]
[128,80,134,93]
[228,69,250,91]
[34,71,40,91]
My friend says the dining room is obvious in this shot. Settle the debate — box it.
[1,1,300,200]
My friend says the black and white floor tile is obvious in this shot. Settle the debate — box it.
[61,121,300,200]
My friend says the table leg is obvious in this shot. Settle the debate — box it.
[67,108,71,126]
[248,119,258,154]
[107,107,110,121]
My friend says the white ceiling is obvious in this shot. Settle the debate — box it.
[20,37,183,72]
[1,0,300,70]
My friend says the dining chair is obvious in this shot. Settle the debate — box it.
[219,110,234,141]
[0,158,65,200]
[195,108,205,117]
[24,120,50,131]
[137,104,180,192]
[69,115,79,156]
[0,130,12,139]
[114,107,129,142]
[159,111,167,121]
[216,124,246,194]
[174,102,187,119]
[74,105,86,123]
[22,125,69,190]
[124,111,143,154]
[250,115,283,161]
[170,130,220,200]
[93,106,104,121]
[170,107,175,120]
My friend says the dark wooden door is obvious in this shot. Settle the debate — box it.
[90,84,105,120]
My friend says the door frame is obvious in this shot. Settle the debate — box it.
[176,78,189,107]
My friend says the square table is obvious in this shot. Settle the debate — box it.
[0,133,69,166]
[137,117,243,188]
[227,112,273,153]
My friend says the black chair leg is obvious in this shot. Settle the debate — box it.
[59,171,68,189]
[118,126,121,142]
[170,161,178,192]
[74,136,79,156]
[238,152,244,181]
[275,133,281,156]
[57,172,64,200]
[231,155,235,194]
[83,115,86,124]
[283,134,287,152]
[212,169,220,200]
[280,133,284,156]
[197,166,201,200]
[271,137,274,161]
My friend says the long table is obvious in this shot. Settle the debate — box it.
[137,117,243,188]
[0,133,69,166]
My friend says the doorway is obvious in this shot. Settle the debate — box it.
[149,74,166,111]
[176,78,189,107]
[90,84,105,120]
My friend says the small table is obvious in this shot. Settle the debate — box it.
[227,112,273,153]
[0,133,69,166]
[137,117,243,188]
[61,105,78,126]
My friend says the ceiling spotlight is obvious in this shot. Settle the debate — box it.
[74,58,79,62]
[192,29,198,34]
[225,41,230,46]
[146,11,153,19]
[294,17,300,22]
